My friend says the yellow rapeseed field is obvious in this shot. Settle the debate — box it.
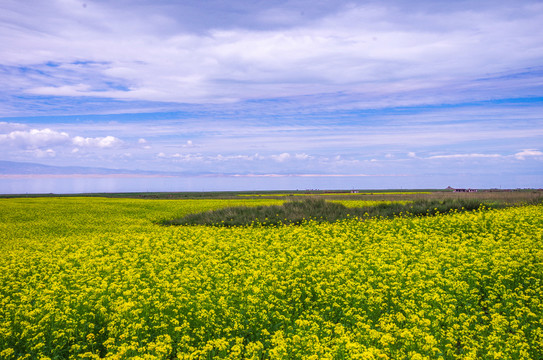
[0,197,542,359]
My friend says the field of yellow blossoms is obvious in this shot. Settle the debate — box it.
[1,197,542,359]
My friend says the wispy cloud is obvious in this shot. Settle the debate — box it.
[427,153,503,160]
[514,149,543,160]
[1,0,543,108]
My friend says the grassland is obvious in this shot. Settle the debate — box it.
[162,198,511,227]
[1,195,542,359]
[2,188,541,203]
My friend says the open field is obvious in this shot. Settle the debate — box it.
[2,189,542,204]
[1,196,542,359]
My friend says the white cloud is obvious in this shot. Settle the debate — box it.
[157,152,206,161]
[34,148,56,158]
[171,153,203,161]
[72,135,122,148]
[407,152,417,158]
[138,138,151,149]
[271,152,291,162]
[29,84,93,97]
[515,149,543,160]
[0,128,70,149]
[294,153,311,160]
[0,125,125,153]
[212,154,259,161]
[428,153,502,159]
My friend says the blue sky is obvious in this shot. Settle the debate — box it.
[1,0,542,191]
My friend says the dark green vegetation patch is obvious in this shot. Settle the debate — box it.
[161,198,508,227]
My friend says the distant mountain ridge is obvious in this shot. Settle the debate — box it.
[0,160,160,176]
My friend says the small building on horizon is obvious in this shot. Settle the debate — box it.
[452,188,478,193]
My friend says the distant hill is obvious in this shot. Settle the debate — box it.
[0,160,156,176]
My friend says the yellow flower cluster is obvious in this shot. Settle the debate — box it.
[0,197,542,359]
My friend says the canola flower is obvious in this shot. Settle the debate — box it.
[0,197,542,359]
